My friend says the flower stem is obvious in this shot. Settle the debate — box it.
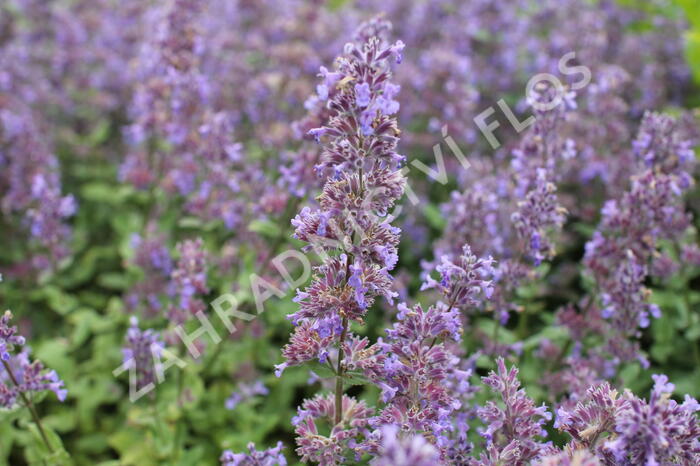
[2,359,54,453]
[172,348,186,461]
[334,164,363,426]
[335,316,349,426]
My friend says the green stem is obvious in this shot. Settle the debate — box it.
[334,163,363,426]
[547,339,572,373]
[151,383,164,446]
[335,316,349,426]
[326,359,338,375]
[172,355,186,461]
[2,360,54,453]
[517,308,529,340]
[202,338,224,374]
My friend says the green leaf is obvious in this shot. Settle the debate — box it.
[328,0,349,10]
[97,272,128,290]
[423,203,446,230]
[177,216,204,229]
[248,219,282,238]
[520,326,568,352]
[342,370,370,386]
[25,424,71,466]
[42,286,78,315]
[307,361,336,379]
[84,119,111,146]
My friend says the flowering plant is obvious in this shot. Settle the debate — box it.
[0,1,699,465]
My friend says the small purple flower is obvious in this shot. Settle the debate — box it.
[371,424,440,466]
[421,244,494,311]
[225,380,269,411]
[294,394,372,464]
[308,127,327,142]
[1,311,67,407]
[220,441,286,466]
[389,40,405,63]
[355,82,371,107]
[1,311,25,361]
[476,358,554,464]
[121,317,164,396]
[169,238,209,324]
[604,374,700,465]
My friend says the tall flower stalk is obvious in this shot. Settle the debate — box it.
[583,112,695,365]
[1,310,67,453]
[277,18,405,461]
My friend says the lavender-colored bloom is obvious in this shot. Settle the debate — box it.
[278,147,323,198]
[1,311,67,407]
[511,169,567,266]
[372,263,487,460]
[1,350,68,407]
[276,321,334,377]
[681,244,700,267]
[604,374,700,465]
[554,382,623,454]
[534,450,600,466]
[293,394,372,465]
[121,316,164,396]
[371,424,440,466]
[584,112,695,364]
[126,231,174,317]
[421,244,495,311]
[475,358,554,465]
[169,238,209,325]
[373,302,465,440]
[510,83,571,266]
[225,380,269,411]
[220,441,286,466]
[0,102,75,270]
[354,82,371,108]
[0,310,25,361]
[281,20,406,394]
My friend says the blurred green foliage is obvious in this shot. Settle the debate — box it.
[676,0,700,84]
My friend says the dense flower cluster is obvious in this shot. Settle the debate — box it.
[0,100,75,271]
[293,393,373,464]
[279,20,405,377]
[169,238,209,324]
[120,0,267,229]
[0,310,25,361]
[605,375,700,465]
[121,317,164,395]
[277,21,410,463]
[126,231,174,316]
[225,380,269,411]
[550,374,700,465]
[220,441,286,466]
[473,358,554,465]
[1,311,67,408]
[371,243,492,461]
[584,112,695,364]
[371,424,440,466]
[125,233,212,324]
[373,302,465,442]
